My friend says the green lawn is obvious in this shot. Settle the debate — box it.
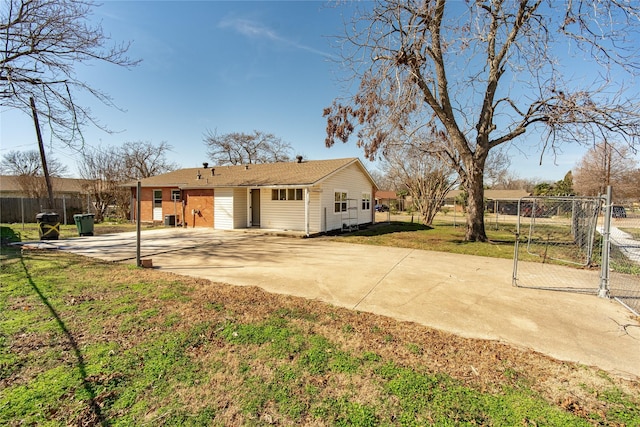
[1,243,639,425]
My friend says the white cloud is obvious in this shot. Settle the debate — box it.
[218,17,336,59]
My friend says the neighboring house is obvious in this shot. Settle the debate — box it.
[0,175,90,199]
[375,191,404,211]
[444,189,531,213]
[0,175,93,223]
[129,158,378,235]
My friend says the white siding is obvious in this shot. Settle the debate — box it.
[260,190,306,231]
[318,164,375,232]
[308,189,323,233]
[233,188,247,229]
[214,188,234,230]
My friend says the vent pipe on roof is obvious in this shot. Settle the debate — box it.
[196,171,201,180]
[211,168,215,176]
[203,162,209,169]
[296,155,303,163]
[245,165,249,170]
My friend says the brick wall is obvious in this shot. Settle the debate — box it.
[184,189,214,228]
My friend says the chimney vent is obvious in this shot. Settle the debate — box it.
[196,171,201,180]
[203,162,209,169]
[296,155,303,163]
[211,168,215,176]
[245,165,249,170]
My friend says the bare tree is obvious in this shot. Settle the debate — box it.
[77,146,126,221]
[1,150,67,176]
[204,130,293,165]
[383,142,456,225]
[0,0,139,146]
[1,149,68,198]
[484,149,512,189]
[324,0,640,241]
[120,141,178,180]
[573,143,639,201]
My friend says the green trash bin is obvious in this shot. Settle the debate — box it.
[36,212,60,240]
[73,214,95,236]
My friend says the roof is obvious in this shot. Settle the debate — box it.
[0,175,91,194]
[445,189,531,200]
[130,158,378,189]
[375,191,399,200]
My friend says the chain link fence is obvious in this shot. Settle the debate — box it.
[607,201,640,315]
[512,194,640,315]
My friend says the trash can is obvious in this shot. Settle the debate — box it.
[73,214,95,236]
[36,212,60,240]
[164,215,176,226]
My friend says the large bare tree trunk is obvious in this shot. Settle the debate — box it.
[465,167,487,242]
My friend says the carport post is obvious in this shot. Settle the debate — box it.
[305,188,310,237]
[136,181,142,267]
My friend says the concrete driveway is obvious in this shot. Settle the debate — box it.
[37,227,640,379]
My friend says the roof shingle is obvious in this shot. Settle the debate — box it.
[132,158,369,189]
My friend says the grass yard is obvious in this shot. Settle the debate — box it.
[329,218,598,266]
[2,245,640,426]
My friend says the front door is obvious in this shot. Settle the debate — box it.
[251,189,260,227]
[153,189,163,221]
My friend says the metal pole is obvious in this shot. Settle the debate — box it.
[512,198,523,286]
[598,186,612,298]
[136,181,142,268]
[21,197,24,230]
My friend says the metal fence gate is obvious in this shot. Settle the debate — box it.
[512,192,640,315]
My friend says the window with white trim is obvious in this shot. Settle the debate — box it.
[334,191,347,213]
[271,188,304,201]
[171,189,181,201]
[288,188,303,200]
[362,193,371,210]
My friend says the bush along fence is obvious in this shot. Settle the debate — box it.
[512,187,640,316]
[0,196,89,225]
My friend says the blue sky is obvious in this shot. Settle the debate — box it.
[0,0,616,181]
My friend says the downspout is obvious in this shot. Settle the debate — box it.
[305,187,310,237]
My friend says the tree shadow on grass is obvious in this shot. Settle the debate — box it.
[346,221,433,237]
[19,254,108,426]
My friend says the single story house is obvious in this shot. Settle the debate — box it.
[0,175,91,199]
[129,157,378,235]
[375,190,405,211]
[444,189,531,213]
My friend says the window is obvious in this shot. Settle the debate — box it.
[272,188,303,201]
[362,193,371,210]
[272,189,287,200]
[153,190,162,208]
[171,189,181,201]
[334,191,347,213]
[287,188,304,201]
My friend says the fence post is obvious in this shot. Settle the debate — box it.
[136,181,142,268]
[62,195,67,225]
[598,186,612,298]
[21,197,25,230]
[453,200,457,228]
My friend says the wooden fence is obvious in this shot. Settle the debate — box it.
[0,197,89,224]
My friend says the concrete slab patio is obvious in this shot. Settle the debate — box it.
[34,227,640,379]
